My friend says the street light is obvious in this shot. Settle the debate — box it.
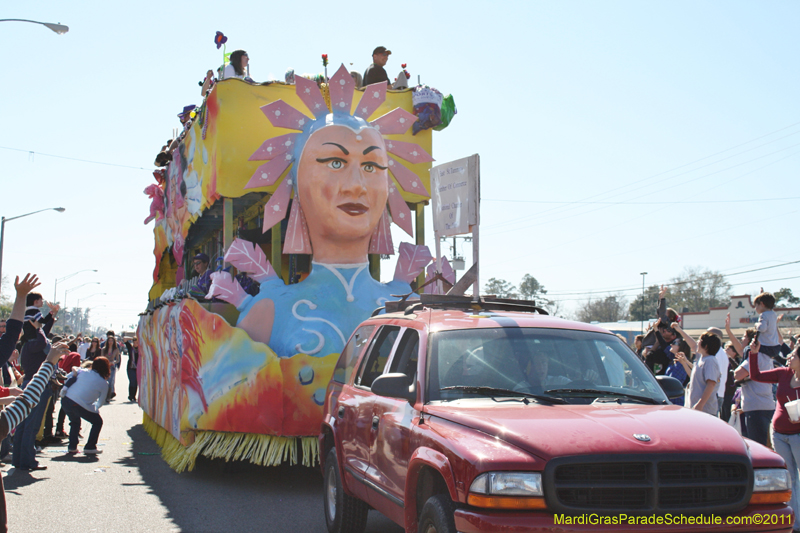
[64,281,100,310]
[0,19,69,34]
[54,269,97,302]
[0,207,65,293]
[640,272,648,334]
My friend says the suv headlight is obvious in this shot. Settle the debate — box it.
[749,469,791,505]
[468,472,546,510]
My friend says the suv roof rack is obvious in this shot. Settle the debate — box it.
[382,294,549,316]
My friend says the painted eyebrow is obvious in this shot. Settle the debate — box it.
[362,146,382,155]
[322,142,349,155]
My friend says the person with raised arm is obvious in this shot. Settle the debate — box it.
[747,339,800,533]
[0,339,68,530]
[13,284,64,472]
[730,312,776,446]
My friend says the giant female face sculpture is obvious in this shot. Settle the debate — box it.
[243,64,431,260]
[296,124,389,263]
[227,64,433,350]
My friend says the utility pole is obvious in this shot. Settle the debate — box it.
[640,272,648,334]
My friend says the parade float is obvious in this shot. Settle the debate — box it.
[139,48,456,472]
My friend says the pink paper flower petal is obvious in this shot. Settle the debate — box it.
[261,177,293,233]
[388,156,430,197]
[224,238,277,282]
[368,209,394,255]
[261,100,311,131]
[328,64,355,115]
[295,76,329,118]
[249,133,299,161]
[206,271,248,307]
[354,82,386,120]
[393,242,433,283]
[370,108,416,135]
[283,200,312,254]
[387,182,413,236]
[424,257,456,295]
[245,156,294,189]
[384,138,434,164]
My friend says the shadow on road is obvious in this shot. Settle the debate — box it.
[3,471,48,491]
[126,424,403,533]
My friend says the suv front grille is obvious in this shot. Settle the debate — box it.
[547,455,752,515]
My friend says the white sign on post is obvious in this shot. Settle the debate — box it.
[430,154,480,297]
[431,155,479,236]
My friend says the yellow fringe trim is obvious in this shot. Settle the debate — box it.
[142,413,319,473]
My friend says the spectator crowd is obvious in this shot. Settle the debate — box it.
[633,286,800,531]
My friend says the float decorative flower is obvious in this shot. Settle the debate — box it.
[214,31,227,49]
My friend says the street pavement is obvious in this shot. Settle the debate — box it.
[2,376,403,533]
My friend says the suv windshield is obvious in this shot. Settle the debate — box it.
[427,327,668,404]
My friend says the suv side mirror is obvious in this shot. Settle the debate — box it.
[371,373,416,405]
[656,375,684,400]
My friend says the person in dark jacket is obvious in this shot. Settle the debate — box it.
[363,46,391,86]
[13,296,60,471]
[125,337,139,402]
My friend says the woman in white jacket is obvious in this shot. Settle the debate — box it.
[61,357,110,454]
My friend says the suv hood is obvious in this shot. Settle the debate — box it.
[425,401,748,460]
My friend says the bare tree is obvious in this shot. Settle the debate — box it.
[576,294,629,323]
[669,267,731,313]
[483,278,518,299]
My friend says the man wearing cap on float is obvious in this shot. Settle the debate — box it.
[188,252,212,300]
[363,46,392,86]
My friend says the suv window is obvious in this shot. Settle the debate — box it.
[332,325,376,384]
[356,326,400,389]
[389,329,420,384]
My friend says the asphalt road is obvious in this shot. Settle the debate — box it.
[2,377,404,533]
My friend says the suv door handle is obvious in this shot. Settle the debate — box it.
[372,415,380,430]
[338,406,345,418]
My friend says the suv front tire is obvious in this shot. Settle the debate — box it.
[323,447,369,533]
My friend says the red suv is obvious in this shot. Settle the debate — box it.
[319,296,793,533]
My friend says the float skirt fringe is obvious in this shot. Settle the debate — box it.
[142,413,319,473]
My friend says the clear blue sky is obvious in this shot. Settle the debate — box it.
[1,1,798,331]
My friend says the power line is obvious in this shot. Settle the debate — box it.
[543,260,800,297]
[483,196,800,205]
[0,145,149,171]
[551,275,800,303]
[482,120,800,232]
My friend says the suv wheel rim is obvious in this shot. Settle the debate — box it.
[326,465,337,520]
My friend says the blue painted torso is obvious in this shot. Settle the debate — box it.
[237,262,411,358]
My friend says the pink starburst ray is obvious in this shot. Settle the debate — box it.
[295,76,329,118]
[370,108,416,135]
[387,182,413,236]
[283,199,312,254]
[354,82,387,120]
[249,133,300,161]
[328,64,355,115]
[261,176,293,233]
[245,155,294,190]
[261,100,311,131]
[394,243,433,284]
[388,156,430,197]
[384,138,434,164]
[368,209,393,254]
